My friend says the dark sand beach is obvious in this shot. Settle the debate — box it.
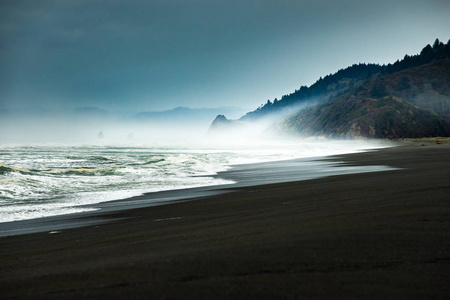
[1,141,449,299]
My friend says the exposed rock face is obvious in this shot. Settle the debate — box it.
[207,115,261,141]
[208,115,232,131]
[207,115,247,134]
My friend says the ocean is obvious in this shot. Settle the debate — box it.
[0,140,389,223]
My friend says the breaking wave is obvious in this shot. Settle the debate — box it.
[0,140,389,222]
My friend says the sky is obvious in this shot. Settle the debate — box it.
[1,0,449,114]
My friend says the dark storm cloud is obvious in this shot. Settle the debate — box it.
[1,0,449,112]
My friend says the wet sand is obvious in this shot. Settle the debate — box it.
[1,141,449,299]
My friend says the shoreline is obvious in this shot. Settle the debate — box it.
[0,144,396,237]
[1,141,449,299]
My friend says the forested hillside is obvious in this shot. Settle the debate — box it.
[231,39,450,139]
[276,40,450,139]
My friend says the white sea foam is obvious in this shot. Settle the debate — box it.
[0,140,391,222]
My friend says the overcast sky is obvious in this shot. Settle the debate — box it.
[1,0,449,113]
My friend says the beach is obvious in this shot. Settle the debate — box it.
[1,141,449,299]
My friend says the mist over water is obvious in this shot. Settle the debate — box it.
[0,109,215,146]
[0,110,392,223]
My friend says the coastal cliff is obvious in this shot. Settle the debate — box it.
[277,58,450,139]
[210,39,450,139]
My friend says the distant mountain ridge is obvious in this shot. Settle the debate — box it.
[134,106,245,123]
[211,38,450,139]
[0,106,246,123]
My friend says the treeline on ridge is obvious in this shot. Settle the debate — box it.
[241,39,450,121]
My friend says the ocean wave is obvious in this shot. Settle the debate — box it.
[40,168,116,176]
[0,141,390,222]
[0,163,31,175]
[0,146,236,219]
[65,155,112,162]
[141,158,166,165]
